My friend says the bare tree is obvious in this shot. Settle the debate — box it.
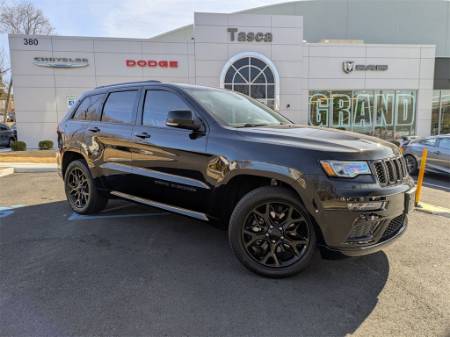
[0,1,54,35]
[0,1,55,122]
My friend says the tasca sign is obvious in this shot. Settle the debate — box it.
[343,61,388,74]
[33,57,89,68]
[227,28,272,42]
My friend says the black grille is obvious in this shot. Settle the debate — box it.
[373,157,408,186]
[381,215,405,241]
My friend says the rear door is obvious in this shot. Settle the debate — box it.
[86,88,140,194]
[129,87,211,213]
[436,137,450,173]
[416,137,440,171]
[0,124,7,146]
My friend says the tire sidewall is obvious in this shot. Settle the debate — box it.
[229,187,316,278]
[64,160,95,214]
[405,154,418,174]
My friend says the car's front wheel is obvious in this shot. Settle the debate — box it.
[64,160,108,214]
[228,186,316,278]
[404,154,418,174]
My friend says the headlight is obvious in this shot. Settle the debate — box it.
[320,160,371,178]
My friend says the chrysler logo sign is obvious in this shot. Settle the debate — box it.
[33,57,89,68]
[343,61,388,73]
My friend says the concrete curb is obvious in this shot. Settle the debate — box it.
[415,202,450,218]
[0,162,57,173]
[0,167,14,177]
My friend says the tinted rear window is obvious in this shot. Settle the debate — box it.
[72,94,105,121]
[101,90,138,124]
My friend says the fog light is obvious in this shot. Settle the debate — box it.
[347,201,385,211]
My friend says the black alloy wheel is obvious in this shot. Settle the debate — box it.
[64,160,108,214]
[229,186,316,278]
[66,167,90,209]
[242,202,310,268]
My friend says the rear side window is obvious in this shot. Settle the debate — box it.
[439,138,450,150]
[86,94,105,121]
[143,90,190,127]
[101,90,138,124]
[72,98,90,120]
[420,138,437,146]
[72,94,105,121]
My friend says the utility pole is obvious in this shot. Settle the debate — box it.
[3,79,12,123]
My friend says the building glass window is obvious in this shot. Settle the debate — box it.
[431,90,450,135]
[223,57,276,109]
[309,90,417,140]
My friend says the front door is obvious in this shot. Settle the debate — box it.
[129,87,211,214]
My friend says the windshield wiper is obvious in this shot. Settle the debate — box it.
[235,123,279,128]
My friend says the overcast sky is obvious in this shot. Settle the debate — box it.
[1,0,299,71]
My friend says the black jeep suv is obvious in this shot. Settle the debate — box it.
[57,81,415,277]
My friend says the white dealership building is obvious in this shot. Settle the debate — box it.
[8,0,450,147]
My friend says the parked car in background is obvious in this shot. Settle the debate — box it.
[402,135,450,175]
[398,135,418,148]
[0,123,16,148]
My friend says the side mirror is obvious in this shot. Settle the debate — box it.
[166,110,200,131]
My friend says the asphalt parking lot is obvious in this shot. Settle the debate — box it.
[1,173,449,337]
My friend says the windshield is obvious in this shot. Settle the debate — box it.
[183,87,291,127]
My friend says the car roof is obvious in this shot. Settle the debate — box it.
[80,81,222,99]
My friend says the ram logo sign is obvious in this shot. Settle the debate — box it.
[343,61,388,74]
[343,61,355,74]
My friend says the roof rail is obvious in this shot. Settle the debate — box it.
[95,80,161,89]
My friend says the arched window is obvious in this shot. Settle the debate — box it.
[221,53,279,110]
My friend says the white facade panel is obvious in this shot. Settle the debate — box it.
[93,39,142,53]
[309,45,366,58]
[52,38,94,52]
[14,87,56,114]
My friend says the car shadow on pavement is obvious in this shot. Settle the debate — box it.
[1,200,389,337]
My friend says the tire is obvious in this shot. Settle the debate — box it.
[64,159,108,214]
[228,186,316,278]
[404,154,418,175]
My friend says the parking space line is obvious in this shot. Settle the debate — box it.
[422,182,450,192]
[68,211,169,221]
[0,205,25,219]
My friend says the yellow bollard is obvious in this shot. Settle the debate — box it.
[415,148,428,206]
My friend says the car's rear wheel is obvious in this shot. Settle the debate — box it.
[228,186,316,278]
[64,160,108,214]
[404,154,418,174]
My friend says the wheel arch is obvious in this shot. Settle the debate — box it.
[61,150,87,177]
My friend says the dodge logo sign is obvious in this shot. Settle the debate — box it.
[343,61,388,73]
[33,57,89,68]
[126,59,178,68]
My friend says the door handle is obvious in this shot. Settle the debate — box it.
[88,126,100,133]
[134,132,151,139]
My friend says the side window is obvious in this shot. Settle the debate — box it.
[86,94,105,121]
[438,138,450,150]
[101,90,138,124]
[72,98,90,120]
[420,138,437,146]
[143,90,191,127]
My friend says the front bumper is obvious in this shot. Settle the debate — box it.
[309,176,415,257]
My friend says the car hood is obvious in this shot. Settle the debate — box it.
[239,125,399,159]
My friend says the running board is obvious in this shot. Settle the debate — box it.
[110,191,209,221]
